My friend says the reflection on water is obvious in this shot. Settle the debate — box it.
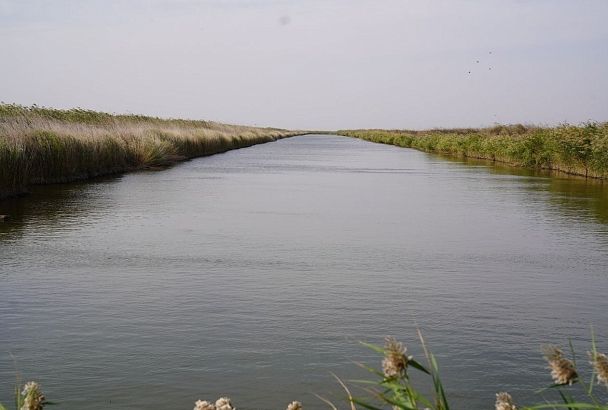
[459,156,608,225]
[3,152,607,236]
[0,175,123,239]
[1,135,607,410]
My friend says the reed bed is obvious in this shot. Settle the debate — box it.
[0,104,301,199]
[338,123,608,179]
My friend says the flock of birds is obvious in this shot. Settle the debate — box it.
[468,51,493,75]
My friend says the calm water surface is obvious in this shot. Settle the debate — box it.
[1,135,608,409]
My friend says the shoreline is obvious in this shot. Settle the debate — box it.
[4,106,608,202]
[0,104,304,201]
[0,134,302,201]
[337,124,608,180]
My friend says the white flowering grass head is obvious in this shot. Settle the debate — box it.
[351,332,450,410]
[193,399,216,410]
[542,345,578,386]
[214,397,235,410]
[495,392,517,410]
[382,336,409,378]
[18,381,45,410]
[286,400,302,410]
[589,351,608,388]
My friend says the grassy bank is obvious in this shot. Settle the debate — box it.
[0,104,301,199]
[338,123,608,179]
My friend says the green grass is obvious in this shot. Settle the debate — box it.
[5,332,607,410]
[337,123,608,179]
[0,104,302,199]
[321,332,608,410]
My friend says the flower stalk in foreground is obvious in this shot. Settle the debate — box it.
[193,397,303,410]
[193,400,216,410]
[286,401,303,410]
[589,351,608,388]
[495,392,517,410]
[542,345,578,386]
[382,336,410,378]
[20,381,45,410]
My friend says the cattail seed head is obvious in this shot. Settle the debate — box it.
[589,351,608,388]
[542,345,578,386]
[194,400,216,410]
[20,381,45,410]
[382,336,409,378]
[286,401,302,410]
[215,397,235,410]
[495,392,517,410]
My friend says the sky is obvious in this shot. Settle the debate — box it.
[0,0,607,130]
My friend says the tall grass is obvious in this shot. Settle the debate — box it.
[338,123,608,179]
[323,332,608,410]
[0,104,302,199]
[5,332,606,410]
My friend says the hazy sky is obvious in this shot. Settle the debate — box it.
[1,0,607,130]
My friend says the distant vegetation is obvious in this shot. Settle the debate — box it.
[0,104,301,199]
[338,123,608,179]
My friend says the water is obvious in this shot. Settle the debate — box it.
[1,135,607,409]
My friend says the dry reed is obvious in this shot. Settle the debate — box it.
[0,104,301,199]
